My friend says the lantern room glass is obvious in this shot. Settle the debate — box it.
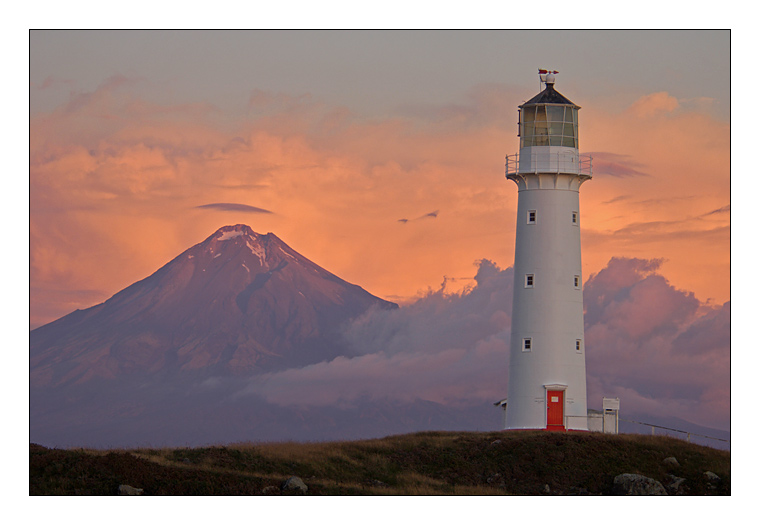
[520,105,578,149]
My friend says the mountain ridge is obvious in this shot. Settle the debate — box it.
[30,224,397,387]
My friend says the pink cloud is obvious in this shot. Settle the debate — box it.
[627,91,680,118]
[239,260,513,408]
[230,257,729,430]
[583,258,729,429]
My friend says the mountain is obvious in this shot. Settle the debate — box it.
[30,224,397,388]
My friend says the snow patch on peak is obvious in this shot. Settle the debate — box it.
[280,246,297,260]
[247,238,266,266]
[218,230,245,241]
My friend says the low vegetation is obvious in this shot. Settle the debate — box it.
[30,430,730,495]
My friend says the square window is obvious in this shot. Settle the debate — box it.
[525,274,534,288]
[523,338,532,352]
[528,210,537,224]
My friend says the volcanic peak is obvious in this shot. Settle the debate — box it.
[30,223,397,387]
[200,224,277,268]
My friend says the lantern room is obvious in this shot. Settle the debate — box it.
[518,74,579,149]
[506,72,592,178]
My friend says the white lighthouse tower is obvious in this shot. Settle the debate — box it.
[503,71,592,431]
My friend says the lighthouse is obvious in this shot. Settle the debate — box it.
[503,71,592,431]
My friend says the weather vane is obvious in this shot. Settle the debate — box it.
[538,69,559,89]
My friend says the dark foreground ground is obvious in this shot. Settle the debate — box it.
[30,430,730,495]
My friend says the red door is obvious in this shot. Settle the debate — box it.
[546,390,565,431]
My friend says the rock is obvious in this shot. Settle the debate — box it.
[544,484,551,494]
[281,476,308,493]
[363,479,389,488]
[665,474,687,495]
[612,474,667,495]
[118,484,144,495]
[486,473,502,485]
[262,485,279,494]
[704,471,721,490]
[490,439,503,446]
[662,456,680,468]
[704,471,720,482]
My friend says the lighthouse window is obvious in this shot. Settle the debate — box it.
[548,121,564,136]
[533,107,549,146]
[523,338,532,352]
[525,274,534,288]
[574,275,580,288]
[547,106,565,122]
[520,104,578,149]
[572,211,578,224]
[528,210,536,224]
[575,339,583,353]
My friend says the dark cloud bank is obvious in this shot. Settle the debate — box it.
[31,257,729,449]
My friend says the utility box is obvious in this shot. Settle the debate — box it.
[587,409,603,432]
[602,397,620,434]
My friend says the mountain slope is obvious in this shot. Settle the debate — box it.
[30,224,396,387]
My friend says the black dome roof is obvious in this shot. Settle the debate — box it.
[520,82,579,108]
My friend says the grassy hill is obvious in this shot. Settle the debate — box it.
[30,430,730,495]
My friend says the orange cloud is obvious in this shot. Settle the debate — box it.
[30,82,729,328]
[579,90,729,305]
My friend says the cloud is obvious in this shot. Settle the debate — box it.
[240,259,513,407]
[233,256,728,430]
[584,257,699,339]
[578,91,729,305]
[398,210,439,223]
[587,152,649,178]
[628,91,679,118]
[671,301,730,356]
[701,204,730,217]
[30,80,729,331]
[195,203,273,214]
[37,75,75,90]
[583,257,729,429]
[602,194,632,205]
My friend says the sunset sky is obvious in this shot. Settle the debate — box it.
[29,30,730,328]
[25,29,736,439]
